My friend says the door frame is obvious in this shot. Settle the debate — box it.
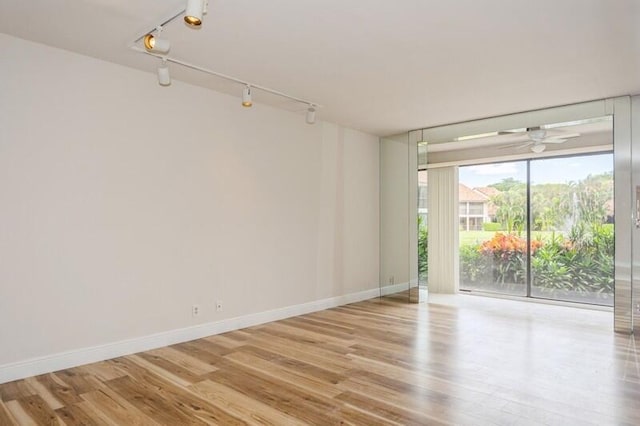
[417,97,634,333]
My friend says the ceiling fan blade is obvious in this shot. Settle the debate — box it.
[542,131,579,143]
[559,132,580,139]
[499,141,533,150]
[543,131,581,139]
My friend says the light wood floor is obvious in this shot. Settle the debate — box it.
[1,294,639,425]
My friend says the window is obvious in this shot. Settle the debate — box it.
[468,202,484,215]
[458,153,614,306]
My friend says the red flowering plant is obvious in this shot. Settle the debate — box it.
[478,233,543,284]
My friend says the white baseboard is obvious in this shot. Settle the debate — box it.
[0,287,381,384]
[379,282,410,296]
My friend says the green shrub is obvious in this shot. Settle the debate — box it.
[418,216,428,281]
[419,225,428,280]
[482,222,502,232]
[531,225,613,298]
[531,234,572,291]
[459,225,614,301]
[459,244,491,284]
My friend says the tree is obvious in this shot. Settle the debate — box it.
[573,173,612,225]
[491,189,525,234]
[489,178,524,192]
[531,183,572,231]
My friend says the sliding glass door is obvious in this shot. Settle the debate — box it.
[459,161,528,296]
[459,153,614,306]
[530,154,614,305]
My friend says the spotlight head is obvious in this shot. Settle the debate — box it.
[157,61,171,86]
[306,106,316,125]
[184,15,202,26]
[185,0,206,27]
[242,86,252,107]
[143,34,170,54]
[143,34,153,50]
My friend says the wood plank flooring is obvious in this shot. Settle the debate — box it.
[1,294,639,425]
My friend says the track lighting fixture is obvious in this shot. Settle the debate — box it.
[157,59,171,86]
[143,33,170,54]
[306,106,316,125]
[185,0,207,27]
[133,4,320,120]
[242,85,252,107]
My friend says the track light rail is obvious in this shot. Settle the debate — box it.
[130,46,321,107]
[131,8,185,46]
[129,4,322,115]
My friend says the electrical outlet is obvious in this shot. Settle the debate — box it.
[192,305,200,317]
[636,303,640,313]
[216,301,223,312]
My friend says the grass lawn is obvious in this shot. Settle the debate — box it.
[459,231,496,246]
[459,230,565,247]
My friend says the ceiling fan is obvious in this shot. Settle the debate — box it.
[501,127,580,153]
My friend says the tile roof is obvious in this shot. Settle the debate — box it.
[459,184,489,202]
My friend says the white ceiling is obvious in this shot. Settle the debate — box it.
[1,0,639,136]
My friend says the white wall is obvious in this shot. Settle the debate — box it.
[0,34,379,374]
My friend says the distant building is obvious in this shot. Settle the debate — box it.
[459,184,499,231]
[418,174,500,231]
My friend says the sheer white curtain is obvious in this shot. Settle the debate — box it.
[427,166,459,293]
